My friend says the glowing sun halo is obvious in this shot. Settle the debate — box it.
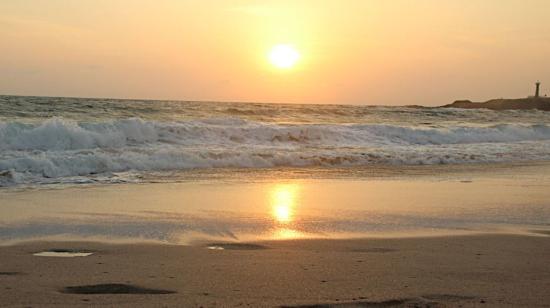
[268,44,300,69]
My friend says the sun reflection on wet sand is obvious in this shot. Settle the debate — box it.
[272,228,306,240]
[270,184,298,223]
[270,184,305,239]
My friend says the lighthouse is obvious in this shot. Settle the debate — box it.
[535,81,541,98]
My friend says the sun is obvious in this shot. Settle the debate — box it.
[268,44,300,69]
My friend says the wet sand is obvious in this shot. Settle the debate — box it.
[1,234,549,307]
[4,162,550,245]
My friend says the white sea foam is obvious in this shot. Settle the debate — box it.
[3,117,550,149]
[2,117,550,185]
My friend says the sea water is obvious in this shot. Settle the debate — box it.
[3,95,550,187]
[1,95,550,244]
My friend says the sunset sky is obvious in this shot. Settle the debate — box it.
[1,0,550,105]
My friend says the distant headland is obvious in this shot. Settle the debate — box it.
[440,82,550,111]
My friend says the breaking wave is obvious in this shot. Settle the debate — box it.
[2,117,550,185]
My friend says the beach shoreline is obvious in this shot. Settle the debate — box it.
[2,161,550,245]
[2,162,550,306]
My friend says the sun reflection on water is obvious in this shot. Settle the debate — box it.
[273,228,304,239]
[271,184,298,224]
[270,184,305,239]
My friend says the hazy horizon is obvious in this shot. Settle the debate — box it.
[2,0,550,105]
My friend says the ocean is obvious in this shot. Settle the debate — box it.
[3,95,550,187]
[2,95,550,243]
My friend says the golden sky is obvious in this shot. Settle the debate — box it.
[1,0,550,105]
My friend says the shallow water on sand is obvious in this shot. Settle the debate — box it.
[1,163,550,245]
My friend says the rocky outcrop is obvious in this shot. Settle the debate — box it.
[441,97,550,111]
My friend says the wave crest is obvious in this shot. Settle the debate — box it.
[2,117,550,185]
[3,117,550,151]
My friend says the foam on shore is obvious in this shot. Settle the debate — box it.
[3,117,550,185]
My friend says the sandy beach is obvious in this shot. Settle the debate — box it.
[1,234,549,307]
[2,163,550,307]
[4,2,550,306]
